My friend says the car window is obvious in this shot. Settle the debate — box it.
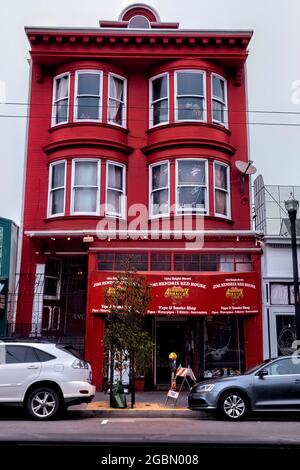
[0,344,5,364]
[33,348,56,362]
[5,346,39,364]
[264,358,300,376]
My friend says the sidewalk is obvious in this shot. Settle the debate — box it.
[76,391,207,418]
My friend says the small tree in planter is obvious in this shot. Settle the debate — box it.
[104,266,153,408]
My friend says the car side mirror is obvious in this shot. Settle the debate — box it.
[258,369,268,378]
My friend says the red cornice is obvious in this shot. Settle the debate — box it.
[43,137,133,155]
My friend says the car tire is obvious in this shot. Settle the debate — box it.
[218,391,249,420]
[26,387,61,420]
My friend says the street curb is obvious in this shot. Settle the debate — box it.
[76,408,207,419]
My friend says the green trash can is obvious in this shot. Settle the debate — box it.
[111,381,127,408]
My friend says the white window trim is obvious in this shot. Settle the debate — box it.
[214,161,231,219]
[105,160,126,219]
[73,70,102,122]
[149,160,170,219]
[149,72,169,128]
[211,73,228,128]
[174,70,207,123]
[47,160,67,218]
[71,158,101,216]
[108,72,127,128]
[51,72,70,127]
[175,158,208,215]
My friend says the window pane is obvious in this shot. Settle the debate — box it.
[277,315,296,356]
[201,255,218,271]
[152,163,168,190]
[6,346,38,364]
[177,72,203,96]
[215,189,227,215]
[107,189,121,214]
[178,160,205,185]
[151,253,171,271]
[44,277,59,297]
[152,189,168,215]
[108,164,123,190]
[52,163,65,189]
[212,75,225,101]
[213,100,225,123]
[178,187,205,211]
[110,76,124,100]
[51,188,64,214]
[177,97,203,120]
[45,259,61,276]
[55,99,68,123]
[220,261,234,272]
[271,358,300,375]
[109,99,123,125]
[152,76,167,101]
[129,15,150,28]
[215,164,227,190]
[77,96,99,120]
[74,188,97,212]
[235,263,252,272]
[78,73,100,95]
[56,76,69,100]
[115,253,147,271]
[34,348,56,362]
[153,100,168,125]
[271,284,289,305]
[75,162,98,186]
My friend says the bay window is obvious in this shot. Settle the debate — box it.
[48,161,66,216]
[212,74,227,126]
[150,73,169,126]
[74,71,102,121]
[52,74,69,126]
[149,162,169,217]
[214,162,230,217]
[106,162,126,217]
[108,74,126,127]
[175,71,206,121]
[176,159,207,214]
[71,160,100,215]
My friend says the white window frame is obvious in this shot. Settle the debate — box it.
[105,161,126,218]
[149,161,170,219]
[149,72,169,128]
[211,73,228,128]
[74,70,102,122]
[47,160,66,218]
[71,158,100,216]
[174,70,207,122]
[51,73,70,127]
[214,161,231,219]
[175,158,208,215]
[108,73,127,128]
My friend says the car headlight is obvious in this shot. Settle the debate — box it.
[195,384,215,392]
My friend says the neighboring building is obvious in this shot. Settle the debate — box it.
[254,175,300,359]
[0,218,18,336]
[17,4,262,389]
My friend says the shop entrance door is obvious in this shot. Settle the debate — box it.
[155,318,187,385]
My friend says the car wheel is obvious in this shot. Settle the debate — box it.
[219,391,248,420]
[26,387,61,420]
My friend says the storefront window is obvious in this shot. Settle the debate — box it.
[276,315,296,356]
[151,253,171,271]
[270,284,289,305]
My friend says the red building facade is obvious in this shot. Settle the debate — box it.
[17,5,262,389]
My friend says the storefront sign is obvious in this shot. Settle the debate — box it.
[89,271,259,316]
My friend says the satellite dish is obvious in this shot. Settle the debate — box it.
[235,160,257,175]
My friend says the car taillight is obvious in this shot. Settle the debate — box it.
[72,359,89,369]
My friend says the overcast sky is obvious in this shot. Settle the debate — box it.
[1,0,300,224]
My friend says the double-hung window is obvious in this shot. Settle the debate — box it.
[74,71,102,121]
[149,162,169,217]
[214,162,230,217]
[212,74,227,126]
[106,162,126,217]
[52,74,69,126]
[175,71,206,121]
[108,74,126,127]
[150,73,169,126]
[176,159,208,214]
[48,161,66,216]
[71,160,100,215]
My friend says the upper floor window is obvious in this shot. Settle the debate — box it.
[175,71,206,122]
[108,74,126,127]
[106,162,126,218]
[149,161,169,218]
[176,159,208,214]
[48,161,66,216]
[71,159,100,215]
[52,74,69,126]
[150,74,169,127]
[74,71,102,121]
[214,162,230,217]
[212,74,227,126]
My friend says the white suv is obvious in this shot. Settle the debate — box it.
[0,341,95,420]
